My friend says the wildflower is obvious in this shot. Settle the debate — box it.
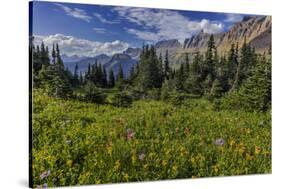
[65,140,72,145]
[114,160,121,171]
[255,146,261,154]
[172,165,178,174]
[184,128,190,135]
[42,183,48,188]
[143,164,149,170]
[66,160,73,167]
[123,173,129,181]
[229,139,235,146]
[246,153,253,160]
[40,170,50,180]
[212,165,219,173]
[138,152,145,161]
[214,138,225,146]
[127,129,135,140]
[162,160,168,167]
[96,179,101,184]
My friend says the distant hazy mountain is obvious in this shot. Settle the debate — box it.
[104,53,137,77]
[63,16,271,75]
[64,54,110,73]
[65,50,137,77]
[61,54,88,63]
[123,47,141,59]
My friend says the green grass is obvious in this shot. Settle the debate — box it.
[32,90,271,187]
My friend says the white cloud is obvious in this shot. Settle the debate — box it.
[93,13,120,24]
[224,14,243,23]
[93,27,106,34]
[113,7,224,43]
[55,3,92,22]
[34,34,129,57]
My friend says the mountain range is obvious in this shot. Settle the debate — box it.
[63,15,271,76]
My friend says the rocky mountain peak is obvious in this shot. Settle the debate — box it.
[155,39,182,49]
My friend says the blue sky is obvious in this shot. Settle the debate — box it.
[31,1,258,57]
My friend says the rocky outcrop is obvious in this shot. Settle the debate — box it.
[182,16,271,53]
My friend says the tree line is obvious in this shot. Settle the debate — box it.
[31,35,271,111]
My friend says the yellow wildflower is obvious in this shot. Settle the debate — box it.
[255,146,261,154]
[114,160,121,171]
[66,160,73,167]
[212,165,219,173]
[162,160,168,167]
[246,153,253,160]
[123,173,129,181]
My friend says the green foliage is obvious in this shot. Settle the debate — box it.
[169,90,187,106]
[83,82,106,104]
[147,88,161,100]
[237,54,271,112]
[137,45,164,90]
[108,68,115,88]
[161,79,171,100]
[109,91,133,108]
[32,91,271,187]
[209,79,224,100]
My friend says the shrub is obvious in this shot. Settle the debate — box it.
[147,88,161,100]
[84,82,106,104]
[169,91,187,106]
[110,91,133,108]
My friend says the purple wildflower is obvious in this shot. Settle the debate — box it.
[138,153,145,161]
[40,170,50,180]
[127,129,135,140]
[42,183,48,188]
[214,138,225,146]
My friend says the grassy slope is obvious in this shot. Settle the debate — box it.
[32,91,271,187]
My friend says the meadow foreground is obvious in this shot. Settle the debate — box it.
[32,91,271,187]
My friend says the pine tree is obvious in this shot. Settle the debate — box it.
[33,45,42,76]
[117,63,124,81]
[164,50,170,80]
[227,43,238,87]
[85,63,91,82]
[79,71,83,85]
[129,65,136,83]
[175,63,185,91]
[237,53,271,111]
[55,43,64,69]
[210,79,224,99]
[116,64,124,89]
[73,63,79,87]
[232,39,252,91]
[108,68,115,88]
[184,53,190,80]
[185,52,203,95]
[203,34,216,80]
[217,55,230,92]
[51,44,56,65]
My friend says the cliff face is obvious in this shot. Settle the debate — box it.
[182,16,271,53]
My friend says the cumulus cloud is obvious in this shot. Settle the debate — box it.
[55,3,92,22]
[224,13,243,23]
[113,7,224,43]
[34,34,129,57]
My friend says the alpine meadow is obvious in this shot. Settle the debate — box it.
[30,2,272,188]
